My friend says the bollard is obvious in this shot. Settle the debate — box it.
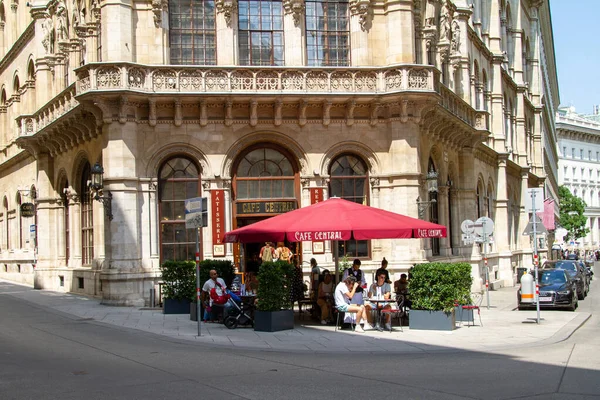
[149,288,156,307]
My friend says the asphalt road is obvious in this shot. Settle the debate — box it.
[1,280,599,400]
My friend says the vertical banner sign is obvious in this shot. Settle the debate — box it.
[309,188,325,253]
[212,190,226,257]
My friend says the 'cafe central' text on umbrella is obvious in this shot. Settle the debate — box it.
[294,231,344,241]
[418,229,444,237]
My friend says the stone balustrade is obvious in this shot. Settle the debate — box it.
[17,64,488,138]
[75,63,438,95]
[16,84,79,137]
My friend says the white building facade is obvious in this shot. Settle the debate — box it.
[0,0,559,305]
[556,107,600,250]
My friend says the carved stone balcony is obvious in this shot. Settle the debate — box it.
[75,63,439,96]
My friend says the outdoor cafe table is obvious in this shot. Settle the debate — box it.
[366,297,393,331]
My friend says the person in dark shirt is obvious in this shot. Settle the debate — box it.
[375,257,391,284]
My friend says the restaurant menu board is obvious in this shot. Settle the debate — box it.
[309,188,325,253]
[212,190,225,257]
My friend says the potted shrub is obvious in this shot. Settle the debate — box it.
[254,260,295,332]
[191,259,235,321]
[409,262,472,331]
[160,260,196,314]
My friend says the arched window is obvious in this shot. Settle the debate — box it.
[476,180,484,218]
[159,156,201,262]
[62,180,70,262]
[235,146,296,200]
[482,69,489,111]
[16,192,22,248]
[428,159,440,256]
[168,0,216,65]
[80,162,94,265]
[13,75,20,96]
[473,60,480,109]
[305,0,350,66]
[3,196,9,250]
[447,175,454,253]
[487,183,494,219]
[329,153,368,258]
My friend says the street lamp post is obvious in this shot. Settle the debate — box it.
[89,162,113,220]
[417,168,439,219]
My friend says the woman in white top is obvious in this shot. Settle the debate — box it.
[317,270,334,324]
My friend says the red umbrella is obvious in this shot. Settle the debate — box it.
[223,197,446,243]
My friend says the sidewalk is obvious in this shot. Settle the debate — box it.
[0,280,590,354]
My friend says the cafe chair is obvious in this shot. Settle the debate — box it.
[334,309,357,332]
[380,304,403,332]
[458,292,483,327]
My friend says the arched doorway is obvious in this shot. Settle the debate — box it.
[232,144,300,272]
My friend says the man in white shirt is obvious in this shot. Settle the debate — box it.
[201,269,228,322]
[334,275,368,333]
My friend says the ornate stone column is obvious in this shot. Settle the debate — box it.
[437,185,451,256]
[283,0,305,65]
[349,0,371,65]
[216,0,238,64]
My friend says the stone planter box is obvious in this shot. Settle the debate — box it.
[254,310,294,332]
[163,298,191,314]
[454,306,474,323]
[409,309,455,331]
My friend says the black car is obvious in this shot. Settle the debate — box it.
[543,260,586,300]
[577,261,592,292]
[583,261,594,281]
[518,269,578,311]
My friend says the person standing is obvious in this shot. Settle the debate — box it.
[375,257,391,284]
[275,242,294,263]
[342,259,367,300]
[259,242,274,263]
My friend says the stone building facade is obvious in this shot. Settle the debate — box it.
[556,107,600,251]
[0,0,558,305]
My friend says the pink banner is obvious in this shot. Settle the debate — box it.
[537,198,556,230]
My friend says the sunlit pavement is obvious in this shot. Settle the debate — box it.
[0,279,590,354]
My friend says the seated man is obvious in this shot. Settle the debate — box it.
[334,275,368,333]
[394,273,409,294]
[365,271,393,330]
[201,269,228,322]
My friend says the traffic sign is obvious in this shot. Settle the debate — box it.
[474,217,494,237]
[522,214,547,236]
[461,219,475,234]
[185,197,208,229]
[526,188,544,213]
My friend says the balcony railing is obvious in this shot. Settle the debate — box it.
[75,63,439,95]
[16,84,79,137]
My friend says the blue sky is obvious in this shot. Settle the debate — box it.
[550,0,600,114]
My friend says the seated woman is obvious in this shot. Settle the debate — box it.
[334,275,368,333]
[365,271,392,330]
[316,270,334,325]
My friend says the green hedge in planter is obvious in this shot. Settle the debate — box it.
[160,260,196,301]
[256,261,295,312]
[198,259,235,288]
[410,262,472,313]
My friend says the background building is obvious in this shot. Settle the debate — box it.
[556,106,600,251]
[0,0,559,305]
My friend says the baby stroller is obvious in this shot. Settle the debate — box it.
[223,292,254,329]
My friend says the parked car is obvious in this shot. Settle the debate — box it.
[543,261,587,300]
[517,269,578,311]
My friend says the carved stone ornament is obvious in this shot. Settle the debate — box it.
[216,0,238,26]
[152,0,169,28]
[350,0,371,31]
[283,0,305,27]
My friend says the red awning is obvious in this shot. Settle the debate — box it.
[224,197,447,243]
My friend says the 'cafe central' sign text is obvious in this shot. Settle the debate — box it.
[236,201,297,215]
